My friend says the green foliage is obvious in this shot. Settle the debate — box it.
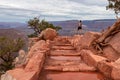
[27,32,38,38]
[106,0,120,18]
[0,37,24,72]
[28,17,62,36]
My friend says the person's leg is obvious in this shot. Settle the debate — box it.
[80,29,81,35]
[77,27,80,35]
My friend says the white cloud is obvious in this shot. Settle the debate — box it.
[0,0,116,22]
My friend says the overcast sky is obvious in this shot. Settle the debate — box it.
[0,0,117,22]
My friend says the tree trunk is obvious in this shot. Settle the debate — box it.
[96,19,120,43]
[93,19,120,53]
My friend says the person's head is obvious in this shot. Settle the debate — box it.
[80,20,82,22]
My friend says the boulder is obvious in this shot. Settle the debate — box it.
[39,28,57,40]
[79,31,101,49]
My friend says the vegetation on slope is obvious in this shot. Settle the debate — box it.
[28,17,62,37]
[0,37,24,72]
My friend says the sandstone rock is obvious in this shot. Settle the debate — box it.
[115,58,120,64]
[103,46,120,61]
[79,31,101,49]
[52,45,75,50]
[70,35,82,50]
[109,32,120,53]
[25,51,45,73]
[98,61,113,78]
[80,50,107,67]
[44,64,96,72]
[39,28,57,40]
[28,37,40,49]
[1,68,37,80]
[1,73,16,80]
[50,50,81,56]
[111,58,120,80]
[24,41,47,79]
[14,50,27,68]
[54,36,71,44]
[27,40,49,58]
[111,63,120,80]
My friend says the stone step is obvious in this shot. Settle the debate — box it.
[44,58,96,72]
[52,46,75,50]
[44,60,96,72]
[45,59,82,66]
[49,56,81,61]
[54,43,72,46]
[49,50,81,56]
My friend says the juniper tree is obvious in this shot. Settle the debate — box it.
[106,0,120,19]
[28,17,62,37]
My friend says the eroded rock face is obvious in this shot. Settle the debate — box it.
[39,28,57,40]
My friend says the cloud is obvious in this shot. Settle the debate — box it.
[69,0,108,6]
[0,0,116,22]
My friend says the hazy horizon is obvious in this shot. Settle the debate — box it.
[0,18,117,23]
[0,0,119,22]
